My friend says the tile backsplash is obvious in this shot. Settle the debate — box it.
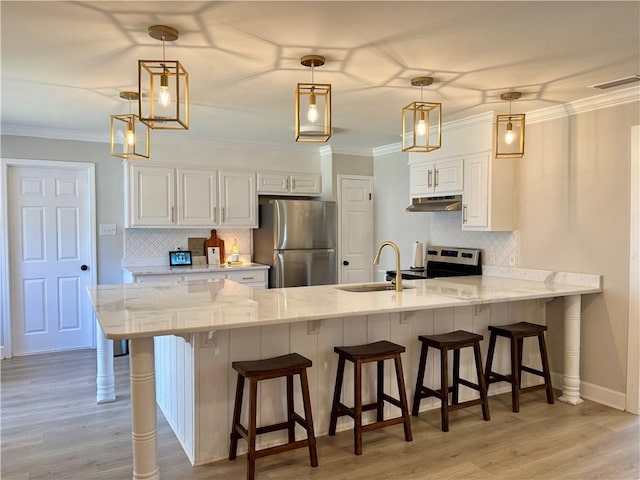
[124,228,253,266]
[428,212,519,266]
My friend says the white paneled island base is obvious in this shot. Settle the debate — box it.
[87,269,600,480]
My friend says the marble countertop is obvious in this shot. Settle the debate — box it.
[123,263,269,275]
[87,270,601,339]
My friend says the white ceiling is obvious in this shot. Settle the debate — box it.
[2,1,639,151]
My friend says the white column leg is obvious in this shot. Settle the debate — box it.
[130,337,159,480]
[558,295,584,405]
[96,319,116,404]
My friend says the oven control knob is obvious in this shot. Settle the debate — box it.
[342,260,349,266]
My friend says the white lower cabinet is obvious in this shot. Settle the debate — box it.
[126,267,268,289]
[462,153,515,231]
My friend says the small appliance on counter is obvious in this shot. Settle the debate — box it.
[387,245,482,280]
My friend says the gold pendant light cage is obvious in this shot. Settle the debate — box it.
[138,25,189,130]
[495,92,525,158]
[110,91,150,160]
[295,55,331,142]
[402,77,442,153]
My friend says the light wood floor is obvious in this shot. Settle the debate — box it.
[2,349,639,480]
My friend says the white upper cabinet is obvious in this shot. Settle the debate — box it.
[128,165,176,226]
[176,168,218,226]
[409,157,463,197]
[462,153,515,231]
[219,170,257,227]
[126,164,257,228]
[257,172,321,196]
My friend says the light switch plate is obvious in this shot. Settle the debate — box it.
[99,224,117,236]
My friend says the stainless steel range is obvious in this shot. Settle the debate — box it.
[386,246,482,280]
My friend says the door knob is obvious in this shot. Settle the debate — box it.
[81,265,89,271]
[342,260,349,266]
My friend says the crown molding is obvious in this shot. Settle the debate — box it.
[372,143,402,156]
[318,144,374,157]
[1,124,109,144]
[526,85,640,124]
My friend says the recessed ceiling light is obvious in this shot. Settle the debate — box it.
[590,75,640,90]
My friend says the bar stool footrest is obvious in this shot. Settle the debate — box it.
[254,439,311,459]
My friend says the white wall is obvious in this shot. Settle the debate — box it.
[518,101,640,399]
[373,150,430,279]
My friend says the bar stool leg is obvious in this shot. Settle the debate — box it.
[517,337,524,386]
[484,331,497,387]
[440,347,449,432]
[299,369,319,467]
[538,334,555,405]
[452,348,460,405]
[393,353,413,442]
[329,356,345,436]
[229,373,245,460]
[473,342,491,421]
[247,377,258,480]
[510,336,520,413]
[286,374,295,443]
[354,359,363,455]
[412,343,429,416]
[376,360,384,422]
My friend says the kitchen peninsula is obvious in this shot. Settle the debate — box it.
[87,268,600,480]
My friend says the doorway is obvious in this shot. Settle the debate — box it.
[338,175,374,284]
[1,159,96,357]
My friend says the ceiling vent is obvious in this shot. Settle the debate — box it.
[591,75,640,90]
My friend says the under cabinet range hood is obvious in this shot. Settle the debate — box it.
[406,195,462,212]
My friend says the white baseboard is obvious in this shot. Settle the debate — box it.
[551,372,627,412]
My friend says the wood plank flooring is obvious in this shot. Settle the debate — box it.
[2,349,638,479]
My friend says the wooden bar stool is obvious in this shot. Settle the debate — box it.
[484,322,555,413]
[412,330,490,432]
[229,353,318,480]
[328,340,412,455]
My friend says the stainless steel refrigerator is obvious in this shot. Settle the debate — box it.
[253,199,337,288]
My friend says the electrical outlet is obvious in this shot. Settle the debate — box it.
[99,224,116,236]
[509,252,517,266]
[490,252,497,265]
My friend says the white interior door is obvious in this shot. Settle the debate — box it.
[7,164,94,355]
[339,176,374,284]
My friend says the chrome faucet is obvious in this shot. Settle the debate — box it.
[373,241,403,292]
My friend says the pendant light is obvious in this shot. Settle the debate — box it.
[110,91,150,160]
[295,55,331,142]
[138,25,189,130]
[402,77,442,153]
[495,92,525,158]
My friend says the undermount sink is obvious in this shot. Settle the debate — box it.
[336,283,415,293]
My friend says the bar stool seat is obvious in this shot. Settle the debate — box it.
[329,340,412,455]
[412,330,490,432]
[484,322,554,413]
[229,353,318,480]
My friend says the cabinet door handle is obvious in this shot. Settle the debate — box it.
[285,177,290,190]
[434,169,439,188]
[291,178,296,190]
[213,206,217,223]
[171,206,175,223]
[462,204,468,224]
[427,170,433,188]
[221,206,225,223]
